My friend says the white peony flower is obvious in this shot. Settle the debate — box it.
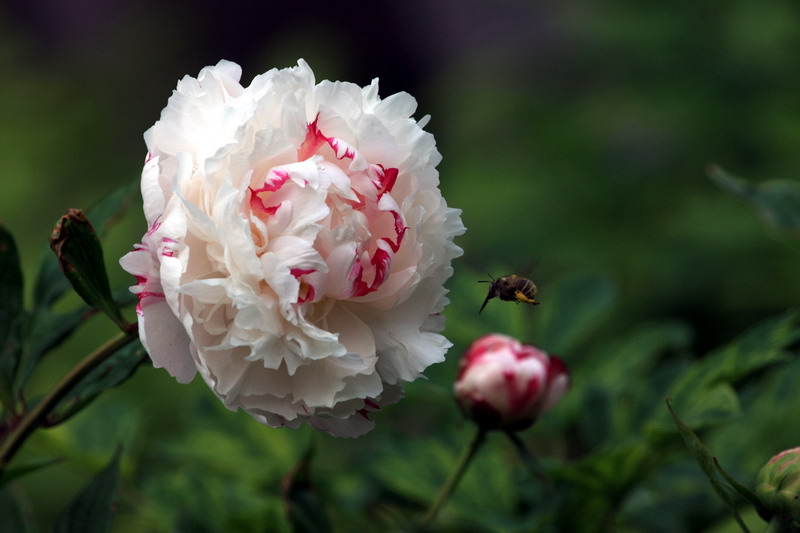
[120,60,464,437]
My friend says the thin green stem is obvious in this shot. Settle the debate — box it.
[0,327,139,475]
[765,515,800,533]
[505,431,550,485]
[420,427,487,530]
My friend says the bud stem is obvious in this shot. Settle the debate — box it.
[420,427,487,530]
[0,327,139,476]
[767,515,800,533]
[505,430,551,485]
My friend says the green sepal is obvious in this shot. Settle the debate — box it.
[52,446,123,533]
[714,457,772,522]
[49,209,127,331]
[667,399,751,533]
[33,182,135,312]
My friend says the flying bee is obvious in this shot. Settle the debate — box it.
[478,274,540,313]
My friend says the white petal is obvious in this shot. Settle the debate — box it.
[139,299,196,383]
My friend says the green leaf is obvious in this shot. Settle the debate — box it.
[709,165,800,234]
[567,321,693,445]
[0,485,35,533]
[0,226,24,413]
[52,447,123,533]
[667,400,751,533]
[650,311,799,434]
[33,182,135,312]
[49,209,127,330]
[45,340,148,426]
[17,287,138,388]
[529,273,617,355]
[0,457,62,489]
[283,447,333,533]
[17,306,96,387]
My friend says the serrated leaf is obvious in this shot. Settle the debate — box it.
[49,209,127,330]
[667,400,751,533]
[709,165,800,234]
[45,340,147,426]
[0,226,24,413]
[33,182,135,312]
[52,447,123,533]
[529,273,617,355]
[283,447,332,533]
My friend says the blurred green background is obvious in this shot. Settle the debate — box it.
[2,1,800,532]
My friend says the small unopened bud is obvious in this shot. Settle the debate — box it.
[454,334,569,432]
[756,447,800,523]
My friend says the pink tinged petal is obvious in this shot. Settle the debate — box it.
[138,299,196,383]
[291,268,318,304]
[324,242,359,298]
[141,155,165,225]
[297,116,357,162]
[370,165,399,198]
[297,116,327,161]
[539,357,570,414]
[350,243,392,298]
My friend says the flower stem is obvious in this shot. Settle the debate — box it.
[505,431,550,484]
[0,327,139,475]
[420,427,487,530]
[766,515,800,533]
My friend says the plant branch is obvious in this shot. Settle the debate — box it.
[420,427,487,530]
[506,430,551,485]
[0,326,139,475]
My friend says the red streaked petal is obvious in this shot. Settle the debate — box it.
[298,116,327,161]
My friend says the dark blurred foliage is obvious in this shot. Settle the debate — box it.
[2,1,800,532]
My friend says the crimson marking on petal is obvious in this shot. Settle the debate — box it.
[548,356,569,384]
[249,174,286,215]
[297,283,315,304]
[364,399,380,410]
[298,116,327,161]
[356,408,371,420]
[290,268,316,277]
[297,116,357,162]
[327,137,356,160]
[343,190,367,210]
[145,152,154,163]
[135,290,166,314]
[351,246,391,297]
[146,215,162,236]
[378,216,407,255]
[371,165,399,198]
[265,170,291,191]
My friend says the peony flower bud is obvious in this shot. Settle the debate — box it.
[756,447,800,523]
[454,334,569,431]
[119,60,464,437]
